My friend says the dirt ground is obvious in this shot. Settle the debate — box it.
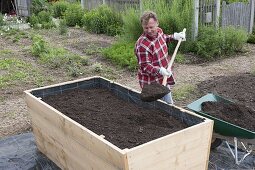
[0,27,255,138]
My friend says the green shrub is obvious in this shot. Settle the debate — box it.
[63,3,84,27]
[82,5,123,36]
[247,34,255,44]
[31,0,49,15]
[222,26,247,54]
[38,11,51,23]
[194,26,247,59]
[31,35,49,57]
[52,1,69,18]
[122,0,193,43]
[28,14,39,28]
[28,11,55,29]
[195,26,222,59]
[102,41,137,70]
[121,8,142,41]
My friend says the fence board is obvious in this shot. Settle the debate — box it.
[83,0,140,11]
[222,1,252,32]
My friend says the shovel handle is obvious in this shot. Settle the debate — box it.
[162,28,186,86]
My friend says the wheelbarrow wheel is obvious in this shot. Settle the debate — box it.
[211,138,222,149]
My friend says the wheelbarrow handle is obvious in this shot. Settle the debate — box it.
[162,28,186,86]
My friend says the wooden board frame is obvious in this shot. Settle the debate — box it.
[24,76,213,170]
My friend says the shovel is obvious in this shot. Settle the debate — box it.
[140,28,186,102]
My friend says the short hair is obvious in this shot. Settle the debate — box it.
[140,11,158,25]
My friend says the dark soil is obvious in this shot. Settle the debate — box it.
[140,82,170,102]
[201,101,255,132]
[43,88,188,149]
[197,73,255,111]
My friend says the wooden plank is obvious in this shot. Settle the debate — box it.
[24,76,102,92]
[31,111,123,170]
[26,93,126,169]
[125,121,213,170]
[249,0,254,33]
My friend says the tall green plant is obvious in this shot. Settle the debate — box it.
[121,0,193,44]
[52,0,70,18]
[31,0,49,15]
[121,8,142,41]
[64,3,84,27]
[82,5,123,36]
[222,26,247,54]
[194,26,248,59]
[143,0,193,40]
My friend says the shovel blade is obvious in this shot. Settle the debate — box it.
[140,82,170,102]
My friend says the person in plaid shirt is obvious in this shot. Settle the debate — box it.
[135,11,186,104]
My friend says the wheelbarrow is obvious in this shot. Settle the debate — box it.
[187,93,255,165]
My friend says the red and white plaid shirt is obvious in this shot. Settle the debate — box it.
[135,27,176,88]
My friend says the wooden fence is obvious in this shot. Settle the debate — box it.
[81,0,140,11]
[222,0,254,33]
[14,0,31,17]
[81,0,254,36]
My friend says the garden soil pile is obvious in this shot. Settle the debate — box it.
[43,88,188,149]
[201,101,255,132]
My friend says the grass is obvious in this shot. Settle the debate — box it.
[92,62,103,72]
[83,44,103,55]
[31,34,89,77]
[0,29,29,43]
[0,49,12,55]
[173,84,196,101]
[0,57,46,88]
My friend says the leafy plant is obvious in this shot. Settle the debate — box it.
[102,41,137,70]
[247,34,255,44]
[121,8,142,42]
[63,3,84,27]
[31,35,87,77]
[28,11,55,29]
[92,62,103,72]
[222,26,247,54]
[194,26,247,59]
[52,0,70,18]
[31,35,49,57]
[28,14,40,28]
[0,58,44,88]
[31,0,49,15]
[82,5,123,36]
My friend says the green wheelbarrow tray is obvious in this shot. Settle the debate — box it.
[187,93,255,139]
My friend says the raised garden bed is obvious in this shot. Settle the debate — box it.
[24,76,213,170]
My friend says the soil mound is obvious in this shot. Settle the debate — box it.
[201,101,255,132]
[197,73,255,111]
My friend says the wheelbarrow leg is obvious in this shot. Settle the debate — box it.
[225,137,253,165]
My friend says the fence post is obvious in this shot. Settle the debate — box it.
[81,0,85,9]
[215,0,220,28]
[139,0,143,12]
[192,0,199,40]
[249,0,254,33]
